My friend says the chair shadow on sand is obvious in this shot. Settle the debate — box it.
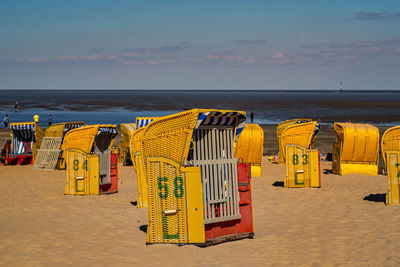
[323,169,333,174]
[363,193,386,203]
[272,181,284,187]
[130,201,137,206]
[139,225,148,233]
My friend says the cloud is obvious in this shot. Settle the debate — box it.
[206,55,220,60]
[86,48,107,54]
[267,52,315,65]
[271,52,285,59]
[269,53,292,64]
[159,45,190,53]
[27,57,49,63]
[234,39,266,45]
[305,39,400,59]
[205,51,242,63]
[124,43,190,54]
[298,38,400,65]
[146,59,176,65]
[56,54,118,62]
[354,11,400,20]
[244,58,256,64]
[178,41,191,45]
[24,51,182,67]
[122,53,139,58]
[343,55,358,60]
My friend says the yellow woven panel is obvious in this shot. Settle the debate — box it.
[62,124,117,153]
[234,123,264,176]
[333,123,379,175]
[332,143,340,174]
[334,122,379,163]
[386,151,400,205]
[65,149,99,195]
[382,126,400,168]
[279,121,317,164]
[147,158,188,244]
[141,110,198,165]
[44,122,84,138]
[120,123,136,144]
[277,119,312,164]
[130,127,148,208]
[284,145,320,188]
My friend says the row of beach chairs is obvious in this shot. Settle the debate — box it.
[2,108,400,245]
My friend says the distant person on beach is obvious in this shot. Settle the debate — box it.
[48,114,53,126]
[33,113,39,123]
[3,115,9,128]
[250,111,254,123]
[14,102,18,112]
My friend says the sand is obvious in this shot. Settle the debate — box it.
[1,160,399,266]
[1,125,399,266]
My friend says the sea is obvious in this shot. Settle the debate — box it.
[1,90,400,128]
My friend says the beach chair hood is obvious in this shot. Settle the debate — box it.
[141,109,246,166]
[62,124,117,153]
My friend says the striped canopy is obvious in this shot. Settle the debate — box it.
[10,123,35,155]
[193,111,246,141]
[11,123,35,131]
[137,118,154,129]
[63,123,83,132]
[97,127,117,135]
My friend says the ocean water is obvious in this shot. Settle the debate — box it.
[1,90,400,128]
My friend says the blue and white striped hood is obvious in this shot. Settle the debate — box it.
[10,123,36,154]
[137,118,154,129]
[11,123,35,131]
[193,111,246,141]
[63,123,83,133]
[97,127,117,135]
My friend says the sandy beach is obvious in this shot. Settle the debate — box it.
[1,158,399,266]
[1,124,399,265]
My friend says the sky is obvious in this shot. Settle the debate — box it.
[1,0,400,90]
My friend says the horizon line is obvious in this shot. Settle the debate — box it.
[1,88,400,92]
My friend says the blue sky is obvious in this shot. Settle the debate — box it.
[1,0,400,89]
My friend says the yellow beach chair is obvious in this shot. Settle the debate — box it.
[277,119,318,164]
[332,123,379,175]
[234,123,264,176]
[381,126,400,204]
[118,123,136,165]
[381,126,400,168]
[129,126,148,208]
[385,151,400,205]
[138,109,254,245]
[63,125,119,195]
[284,144,320,188]
[33,121,84,170]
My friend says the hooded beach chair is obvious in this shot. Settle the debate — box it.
[381,126,400,205]
[33,121,84,170]
[63,125,118,195]
[118,123,136,165]
[7,122,44,165]
[332,122,379,175]
[129,126,148,208]
[277,119,318,164]
[138,109,254,245]
[234,123,264,176]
